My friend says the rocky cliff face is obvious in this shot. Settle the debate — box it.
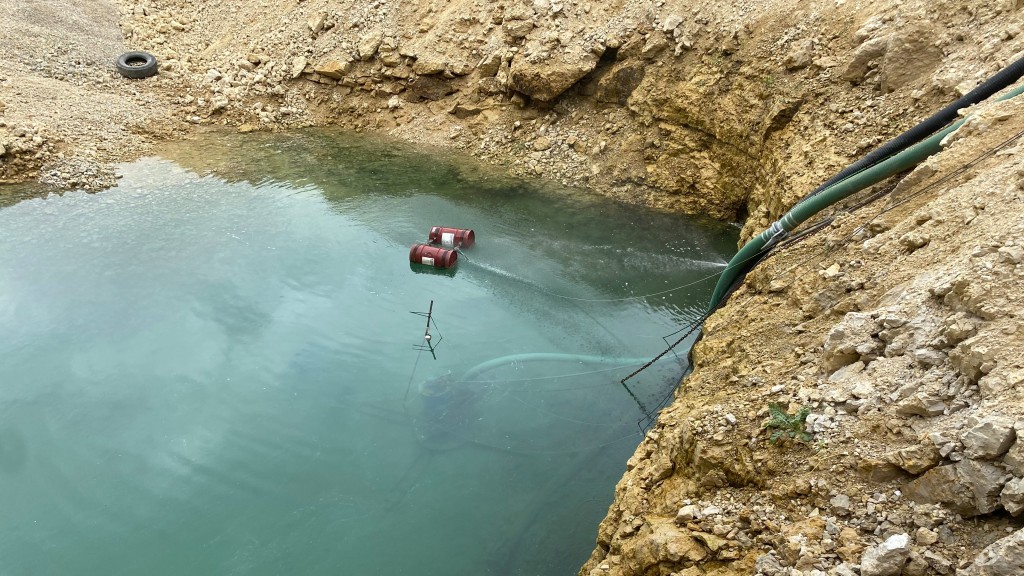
[111,0,1024,233]
[4,0,1024,573]
[111,0,954,222]
[584,93,1024,575]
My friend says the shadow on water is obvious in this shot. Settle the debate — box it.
[0,181,49,209]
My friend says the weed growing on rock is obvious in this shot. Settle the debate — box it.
[766,403,813,444]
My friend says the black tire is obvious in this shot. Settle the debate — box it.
[116,51,158,79]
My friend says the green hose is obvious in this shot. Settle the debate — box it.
[460,353,660,382]
[708,83,1024,311]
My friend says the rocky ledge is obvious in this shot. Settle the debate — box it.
[583,95,1024,576]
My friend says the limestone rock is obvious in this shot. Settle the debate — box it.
[924,550,954,575]
[502,17,535,39]
[313,57,352,80]
[859,458,908,482]
[830,493,854,515]
[906,552,930,576]
[477,52,503,77]
[307,11,327,34]
[980,368,1024,400]
[911,346,946,368]
[358,32,383,61]
[777,517,826,566]
[691,531,727,554]
[860,533,911,576]
[210,94,229,112]
[999,245,1024,264]
[675,504,700,523]
[885,443,941,474]
[943,316,979,345]
[895,391,946,417]
[823,312,881,372]
[905,460,1010,516]
[907,466,960,506]
[784,38,815,70]
[662,15,683,32]
[686,441,757,486]
[837,527,864,562]
[916,527,939,546]
[950,335,997,384]
[412,54,446,75]
[900,230,930,251]
[289,56,307,79]
[928,431,956,455]
[378,39,401,67]
[853,15,888,45]
[843,36,888,83]
[509,52,601,102]
[834,563,859,576]
[959,528,1024,576]
[880,23,944,92]
[1004,438,1024,476]
[595,62,646,105]
[619,518,708,573]
[963,416,1017,459]
[755,553,784,575]
[641,34,670,59]
[959,459,1011,514]
[1001,477,1024,515]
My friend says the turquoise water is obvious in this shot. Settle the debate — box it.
[0,131,737,575]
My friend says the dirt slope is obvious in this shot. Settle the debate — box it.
[3,0,1024,574]
[0,0,187,190]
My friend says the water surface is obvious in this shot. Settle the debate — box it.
[0,130,737,575]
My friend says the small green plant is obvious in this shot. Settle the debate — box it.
[766,403,812,444]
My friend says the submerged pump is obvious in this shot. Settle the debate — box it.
[409,371,470,450]
[406,352,683,450]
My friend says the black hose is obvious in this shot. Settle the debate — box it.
[801,53,1024,202]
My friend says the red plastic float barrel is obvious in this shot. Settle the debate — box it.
[428,226,475,249]
[409,243,458,269]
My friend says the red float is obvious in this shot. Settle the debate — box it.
[428,226,475,249]
[409,243,458,269]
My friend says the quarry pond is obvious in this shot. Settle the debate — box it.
[0,130,737,575]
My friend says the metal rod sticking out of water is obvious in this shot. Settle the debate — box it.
[411,300,443,360]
